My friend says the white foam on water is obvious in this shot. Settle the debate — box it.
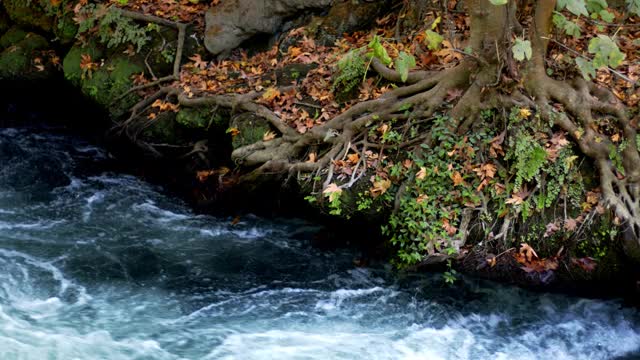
[2,129,640,360]
[132,201,190,222]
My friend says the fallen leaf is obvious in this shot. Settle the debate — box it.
[519,243,538,262]
[263,131,277,141]
[371,178,391,198]
[323,183,343,202]
[451,171,464,186]
[347,153,360,164]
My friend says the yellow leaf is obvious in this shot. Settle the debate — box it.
[288,47,303,58]
[564,155,579,170]
[518,107,532,119]
[371,178,391,198]
[347,153,360,164]
[431,16,441,30]
[611,133,620,143]
[416,167,427,180]
[262,87,280,102]
[263,131,277,141]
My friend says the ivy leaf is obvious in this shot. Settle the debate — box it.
[512,38,532,62]
[557,0,589,16]
[489,0,507,5]
[598,9,615,22]
[368,35,392,65]
[588,35,625,69]
[586,0,608,13]
[575,57,596,80]
[553,13,582,37]
[395,51,416,82]
[424,30,444,51]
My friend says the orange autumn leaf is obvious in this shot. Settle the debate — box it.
[263,131,277,141]
[451,171,464,186]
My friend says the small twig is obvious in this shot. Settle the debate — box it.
[495,247,516,259]
[294,101,323,109]
[144,52,157,80]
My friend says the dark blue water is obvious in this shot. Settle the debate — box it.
[1,127,639,359]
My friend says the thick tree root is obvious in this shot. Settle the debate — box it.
[527,71,640,256]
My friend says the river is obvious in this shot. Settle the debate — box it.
[1,126,640,359]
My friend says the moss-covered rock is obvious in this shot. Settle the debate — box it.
[62,42,104,86]
[0,32,51,80]
[62,43,143,117]
[82,57,143,117]
[311,0,390,46]
[2,0,53,32]
[276,63,317,85]
[142,112,183,144]
[176,108,228,130]
[230,113,271,149]
[0,26,27,49]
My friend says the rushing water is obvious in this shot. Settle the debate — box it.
[1,126,640,360]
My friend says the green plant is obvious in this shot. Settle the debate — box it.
[332,49,367,95]
[76,5,150,52]
[443,260,458,284]
[384,115,491,266]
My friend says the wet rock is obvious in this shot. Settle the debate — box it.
[0,31,53,80]
[311,0,390,46]
[2,0,53,32]
[204,0,333,56]
[63,42,143,118]
[229,112,271,149]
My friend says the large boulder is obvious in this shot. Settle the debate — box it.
[63,42,144,118]
[204,0,333,55]
[2,0,53,32]
[0,29,54,80]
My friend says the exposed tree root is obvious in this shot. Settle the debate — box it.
[114,0,640,265]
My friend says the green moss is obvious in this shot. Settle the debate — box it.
[79,56,142,117]
[62,43,103,85]
[0,47,29,78]
[18,33,48,52]
[176,108,228,129]
[54,13,78,44]
[142,113,181,144]
[0,27,27,49]
[230,113,270,149]
[0,32,49,79]
[3,0,53,32]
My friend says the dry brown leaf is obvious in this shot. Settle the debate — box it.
[263,131,277,141]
